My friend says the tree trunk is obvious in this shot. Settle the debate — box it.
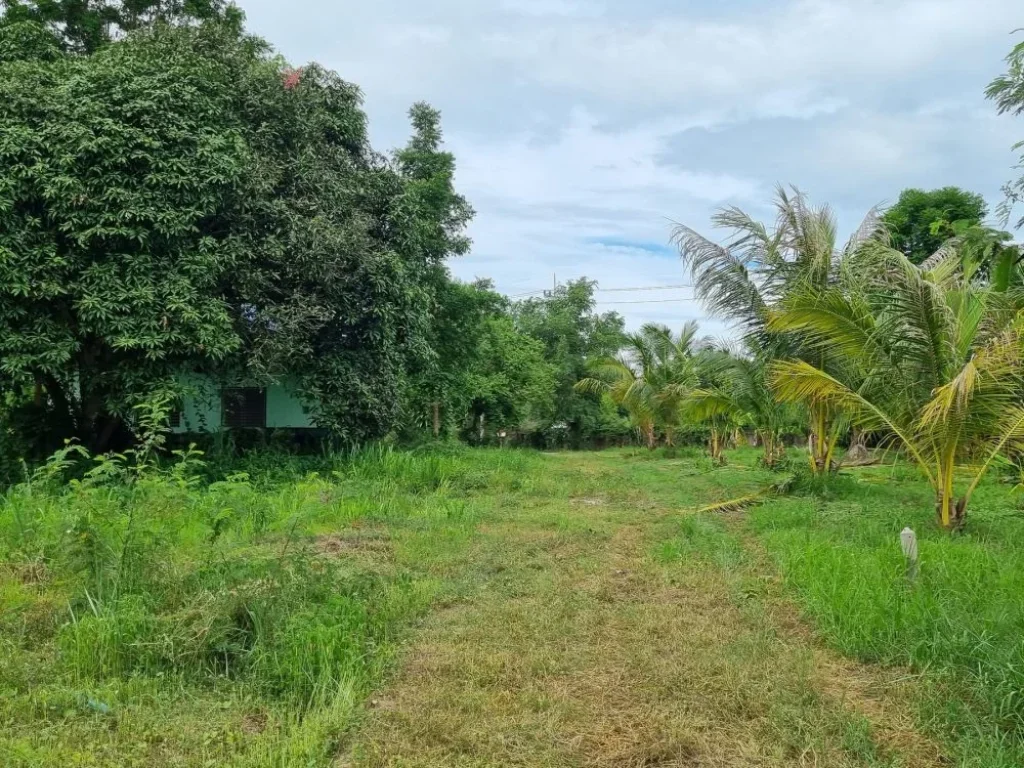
[709,429,726,465]
[762,432,776,468]
[936,459,967,530]
[431,402,440,438]
[94,416,120,455]
[478,412,485,442]
[43,373,73,426]
[645,423,655,450]
[808,404,836,475]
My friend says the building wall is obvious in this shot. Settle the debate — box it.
[171,375,317,433]
[267,384,315,428]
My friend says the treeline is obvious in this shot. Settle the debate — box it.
[0,1,631,466]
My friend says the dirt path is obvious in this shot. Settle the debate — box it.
[339,454,942,767]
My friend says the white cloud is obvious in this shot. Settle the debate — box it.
[238,0,1024,332]
[452,110,759,210]
[483,0,1020,106]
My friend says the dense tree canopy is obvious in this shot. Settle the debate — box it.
[0,23,252,448]
[882,187,988,265]
[0,8,477,449]
[513,279,626,446]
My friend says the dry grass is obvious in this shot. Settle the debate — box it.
[339,453,941,768]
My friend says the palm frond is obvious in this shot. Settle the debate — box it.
[770,359,934,482]
[670,222,770,332]
[698,494,767,514]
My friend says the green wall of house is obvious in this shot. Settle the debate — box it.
[171,375,316,433]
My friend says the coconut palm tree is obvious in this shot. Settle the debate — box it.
[685,348,799,468]
[576,322,705,449]
[770,244,1024,529]
[671,186,884,474]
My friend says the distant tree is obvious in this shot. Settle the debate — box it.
[685,346,799,468]
[882,187,988,264]
[576,322,704,450]
[400,279,505,439]
[463,315,555,443]
[987,34,1024,230]
[514,279,626,447]
[389,104,476,437]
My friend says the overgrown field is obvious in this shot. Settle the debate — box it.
[3,447,1024,766]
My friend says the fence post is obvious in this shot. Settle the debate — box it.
[900,527,918,582]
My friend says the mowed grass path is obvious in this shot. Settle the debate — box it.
[13,447,1021,766]
[341,452,938,768]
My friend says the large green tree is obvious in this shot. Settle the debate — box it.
[222,63,451,445]
[882,187,988,265]
[0,22,251,448]
[0,13,474,449]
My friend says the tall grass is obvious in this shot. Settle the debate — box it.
[0,441,537,766]
[749,468,1024,765]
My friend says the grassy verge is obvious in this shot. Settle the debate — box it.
[747,459,1024,767]
[0,444,542,767]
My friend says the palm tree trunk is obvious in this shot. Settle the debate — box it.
[645,423,656,450]
[936,454,966,530]
[762,432,776,468]
[709,429,726,465]
[808,403,836,475]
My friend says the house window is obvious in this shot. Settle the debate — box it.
[223,388,267,429]
[168,407,182,429]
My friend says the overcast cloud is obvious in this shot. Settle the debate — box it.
[239,0,1022,335]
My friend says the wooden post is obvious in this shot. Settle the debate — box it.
[900,527,918,582]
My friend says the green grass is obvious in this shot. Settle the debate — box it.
[0,444,543,767]
[5,445,1024,765]
[747,459,1024,767]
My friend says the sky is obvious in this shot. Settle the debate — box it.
[239,0,1023,337]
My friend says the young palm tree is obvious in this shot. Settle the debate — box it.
[771,245,1024,529]
[685,348,798,468]
[576,322,704,449]
[671,186,884,474]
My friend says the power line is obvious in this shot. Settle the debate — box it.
[594,298,704,305]
[597,284,694,292]
[510,283,695,299]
